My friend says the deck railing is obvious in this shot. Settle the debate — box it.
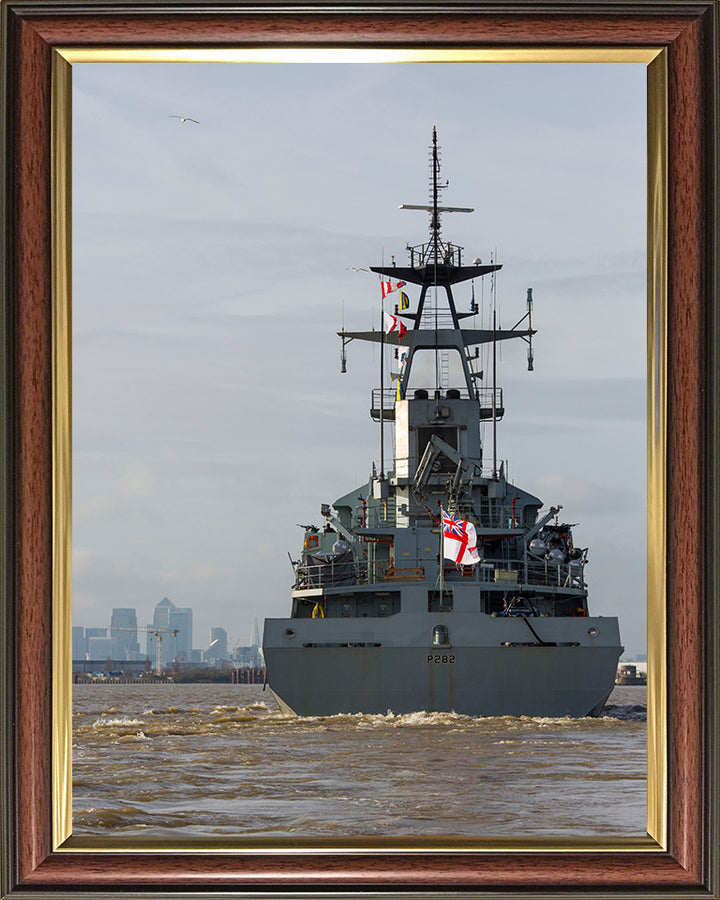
[294,555,585,591]
[349,502,529,532]
[370,386,503,422]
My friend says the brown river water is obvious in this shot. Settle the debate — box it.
[72,683,646,839]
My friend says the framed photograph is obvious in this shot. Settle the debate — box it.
[67,50,649,842]
[1,2,717,897]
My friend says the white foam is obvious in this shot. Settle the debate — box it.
[92,716,143,728]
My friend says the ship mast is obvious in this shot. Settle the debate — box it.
[428,126,448,266]
[337,128,536,417]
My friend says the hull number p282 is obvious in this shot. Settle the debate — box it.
[427,654,456,664]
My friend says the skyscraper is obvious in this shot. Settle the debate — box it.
[170,606,193,661]
[72,626,86,660]
[84,626,107,657]
[206,627,228,661]
[110,608,140,660]
[148,597,193,665]
[87,635,114,659]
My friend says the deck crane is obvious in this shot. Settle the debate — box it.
[114,626,179,675]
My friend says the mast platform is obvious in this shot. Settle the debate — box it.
[370,387,504,423]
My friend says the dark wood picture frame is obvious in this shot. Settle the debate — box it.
[1,1,718,896]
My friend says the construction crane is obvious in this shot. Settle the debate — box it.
[114,626,179,675]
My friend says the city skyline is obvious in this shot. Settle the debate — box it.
[73,598,260,663]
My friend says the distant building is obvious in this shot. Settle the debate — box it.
[72,626,86,660]
[251,618,261,648]
[171,606,193,661]
[84,627,107,660]
[152,597,174,630]
[87,636,114,659]
[205,627,228,662]
[147,597,193,665]
[85,627,107,640]
[110,608,140,660]
[233,644,263,668]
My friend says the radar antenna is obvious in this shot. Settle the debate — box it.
[399,126,473,268]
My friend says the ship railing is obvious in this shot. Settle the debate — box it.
[345,495,528,529]
[370,386,502,422]
[442,557,586,589]
[370,389,398,422]
[293,556,585,590]
[373,386,500,402]
[526,559,586,589]
[377,559,427,583]
[368,556,583,587]
[372,557,584,588]
[293,555,358,590]
[407,240,464,269]
[470,501,530,529]
[294,557,423,589]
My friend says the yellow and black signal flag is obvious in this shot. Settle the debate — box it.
[398,291,409,310]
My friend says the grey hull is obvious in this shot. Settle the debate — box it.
[263,613,622,718]
[265,138,626,721]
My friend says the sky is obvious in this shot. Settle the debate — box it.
[72,61,647,657]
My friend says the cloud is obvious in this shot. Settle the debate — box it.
[158,564,216,584]
[120,463,154,498]
[532,473,643,517]
[74,463,155,526]
[503,376,646,423]
[72,546,94,575]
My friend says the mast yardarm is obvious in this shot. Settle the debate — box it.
[339,127,535,398]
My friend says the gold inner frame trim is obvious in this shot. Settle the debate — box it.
[645,52,668,852]
[58,48,661,64]
[51,49,73,850]
[52,45,667,854]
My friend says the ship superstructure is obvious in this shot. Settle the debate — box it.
[262,129,622,717]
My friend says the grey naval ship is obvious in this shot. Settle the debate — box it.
[263,129,623,717]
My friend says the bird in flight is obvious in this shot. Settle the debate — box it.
[169,116,199,124]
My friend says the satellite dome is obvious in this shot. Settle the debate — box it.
[529,539,547,557]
